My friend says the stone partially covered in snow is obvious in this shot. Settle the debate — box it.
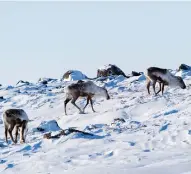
[97,64,129,78]
[16,80,30,86]
[0,96,4,102]
[176,64,191,79]
[38,77,57,84]
[176,70,191,79]
[62,70,88,81]
[33,120,62,132]
[179,64,191,71]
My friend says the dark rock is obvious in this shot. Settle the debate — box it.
[179,64,191,71]
[114,118,126,123]
[37,127,45,132]
[38,78,57,84]
[16,80,30,85]
[41,81,48,85]
[132,71,142,76]
[97,64,130,78]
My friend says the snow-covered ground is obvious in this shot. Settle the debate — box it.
[0,71,191,174]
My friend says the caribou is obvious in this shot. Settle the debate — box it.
[2,109,29,144]
[146,67,186,95]
[64,80,110,115]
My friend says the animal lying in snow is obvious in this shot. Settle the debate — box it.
[64,80,110,115]
[146,67,186,95]
[2,109,29,144]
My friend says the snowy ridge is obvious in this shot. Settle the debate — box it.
[0,70,191,173]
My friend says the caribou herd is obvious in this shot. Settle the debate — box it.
[2,66,187,144]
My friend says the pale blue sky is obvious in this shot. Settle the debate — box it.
[0,1,191,85]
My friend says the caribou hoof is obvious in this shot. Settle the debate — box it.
[79,111,85,114]
[20,140,25,144]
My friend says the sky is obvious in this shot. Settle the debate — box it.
[0,1,191,85]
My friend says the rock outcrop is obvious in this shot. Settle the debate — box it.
[97,64,129,78]
[179,64,191,71]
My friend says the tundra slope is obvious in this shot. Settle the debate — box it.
[0,71,191,174]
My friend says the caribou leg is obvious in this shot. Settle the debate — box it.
[83,96,90,112]
[146,80,151,94]
[20,121,27,143]
[152,80,157,95]
[90,97,95,112]
[64,98,71,115]
[4,125,8,143]
[15,125,19,143]
[156,82,162,95]
[161,83,165,95]
[71,96,84,114]
[8,123,16,144]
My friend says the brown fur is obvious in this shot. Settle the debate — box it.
[3,109,28,144]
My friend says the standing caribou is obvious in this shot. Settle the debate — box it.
[146,67,186,95]
[64,80,110,115]
[2,109,29,144]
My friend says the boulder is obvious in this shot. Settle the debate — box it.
[179,64,191,71]
[33,120,62,133]
[131,71,142,76]
[38,78,57,84]
[62,70,87,81]
[97,64,130,78]
[16,80,30,86]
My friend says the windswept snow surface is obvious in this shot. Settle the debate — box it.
[0,73,191,174]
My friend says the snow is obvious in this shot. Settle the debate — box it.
[63,70,87,81]
[0,73,191,173]
[176,70,191,79]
